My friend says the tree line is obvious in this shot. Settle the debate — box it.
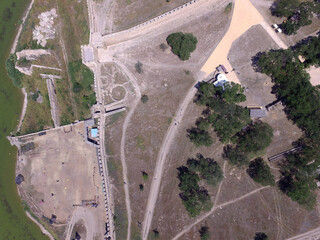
[178,80,275,216]
[254,34,320,209]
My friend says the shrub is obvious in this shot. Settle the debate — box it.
[142,171,148,181]
[159,43,167,51]
[141,94,149,103]
[254,232,268,240]
[166,32,197,60]
[199,226,210,240]
[6,54,23,88]
[224,2,232,13]
[135,61,143,74]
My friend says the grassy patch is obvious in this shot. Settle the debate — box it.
[224,2,232,13]
[6,54,23,87]
[68,60,96,120]
[20,70,53,134]
[57,0,89,60]
[136,135,145,150]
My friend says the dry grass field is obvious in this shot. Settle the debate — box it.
[102,1,233,238]
[110,0,191,32]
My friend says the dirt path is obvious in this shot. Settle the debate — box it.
[141,76,200,239]
[213,161,227,206]
[307,66,320,86]
[114,60,141,240]
[65,207,96,240]
[100,0,227,47]
[286,226,320,240]
[172,186,270,240]
[56,15,79,120]
[141,0,264,238]
[10,0,35,54]
[46,78,60,127]
[16,88,28,132]
[26,212,54,240]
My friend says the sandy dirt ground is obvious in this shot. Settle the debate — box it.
[307,66,320,86]
[200,0,264,83]
[17,122,100,222]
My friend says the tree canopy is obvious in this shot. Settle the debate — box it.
[271,0,320,35]
[199,226,210,240]
[177,155,223,217]
[247,158,275,186]
[187,154,223,186]
[254,232,268,240]
[166,32,197,61]
[255,35,320,209]
[187,127,213,147]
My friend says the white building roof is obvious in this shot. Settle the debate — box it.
[214,73,229,88]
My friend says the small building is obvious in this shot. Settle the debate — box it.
[91,128,98,138]
[250,108,267,118]
[214,73,229,89]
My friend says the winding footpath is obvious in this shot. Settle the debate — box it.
[141,0,272,238]
[172,186,270,240]
[115,60,141,240]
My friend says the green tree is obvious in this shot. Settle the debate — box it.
[223,145,249,166]
[142,171,148,181]
[187,154,223,186]
[247,158,275,186]
[221,82,246,103]
[271,0,299,17]
[141,94,149,103]
[153,229,159,238]
[166,32,198,60]
[187,127,213,147]
[199,226,210,240]
[254,232,268,240]
[236,122,273,154]
[135,61,143,74]
[6,54,23,88]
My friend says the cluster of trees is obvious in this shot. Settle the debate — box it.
[68,60,96,110]
[223,121,273,166]
[199,226,210,240]
[188,81,275,186]
[166,32,197,61]
[187,82,249,145]
[255,36,320,209]
[247,158,275,186]
[295,35,320,67]
[177,154,223,217]
[6,54,23,88]
[271,0,320,35]
[187,82,250,146]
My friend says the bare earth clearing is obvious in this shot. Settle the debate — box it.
[16,122,106,239]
